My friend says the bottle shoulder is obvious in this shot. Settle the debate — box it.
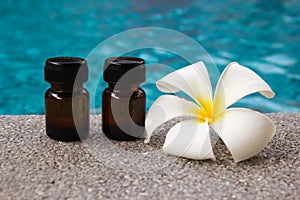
[45,88,89,99]
[134,88,146,98]
[102,87,146,99]
[81,88,89,95]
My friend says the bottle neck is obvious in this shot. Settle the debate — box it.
[51,84,83,93]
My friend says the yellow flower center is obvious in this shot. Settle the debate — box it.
[197,100,213,124]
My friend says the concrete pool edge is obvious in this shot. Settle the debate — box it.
[0,113,299,199]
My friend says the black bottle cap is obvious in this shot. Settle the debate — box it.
[44,57,88,85]
[103,57,146,84]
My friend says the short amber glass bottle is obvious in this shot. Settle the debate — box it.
[102,57,146,141]
[44,57,89,141]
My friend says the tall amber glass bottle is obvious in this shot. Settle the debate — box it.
[44,57,89,141]
[102,57,146,141]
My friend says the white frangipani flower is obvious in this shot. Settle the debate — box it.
[145,61,276,162]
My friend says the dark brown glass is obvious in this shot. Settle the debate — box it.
[45,84,89,141]
[102,84,146,141]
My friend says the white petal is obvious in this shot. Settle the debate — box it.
[156,61,213,108]
[145,95,200,143]
[213,62,275,113]
[163,119,215,160]
[212,108,276,162]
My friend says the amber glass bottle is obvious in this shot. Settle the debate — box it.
[44,57,89,141]
[102,57,146,141]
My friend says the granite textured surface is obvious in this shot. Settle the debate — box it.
[0,113,299,199]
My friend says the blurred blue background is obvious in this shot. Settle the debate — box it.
[0,0,299,114]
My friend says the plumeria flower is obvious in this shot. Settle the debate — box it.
[145,61,276,162]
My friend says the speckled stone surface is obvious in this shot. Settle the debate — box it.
[0,113,299,199]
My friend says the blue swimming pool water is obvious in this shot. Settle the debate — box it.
[0,0,299,114]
